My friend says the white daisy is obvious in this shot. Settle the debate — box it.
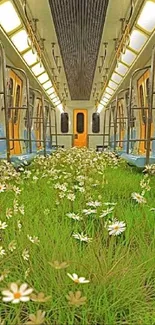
[131,192,146,204]
[66,213,82,221]
[67,273,90,284]
[0,221,8,230]
[1,282,33,303]
[27,235,40,245]
[22,249,30,261]
[67,193,75,201]
[8,240,17,252]
[107,221,126,236]
[72,232,92,243]
[82,209,97,215]
[86,201,101,207]
[99,207,115,218]
[0,246,6,257]
[0,184,6,193]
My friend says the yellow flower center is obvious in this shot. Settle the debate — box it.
[14,292,21,299]
[114,226,119,230]
[74,279,80,283]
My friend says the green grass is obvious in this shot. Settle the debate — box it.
[0,149,155,325]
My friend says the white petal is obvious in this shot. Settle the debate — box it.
[22,288,33,296]
[12,299,20,304]
[67,273,73,280]
[2,290,13,297]
[10,283,18,293]
[2,296,13,302]
[73,273,78,279]
[20,296,30,302]
[19,283,28,293]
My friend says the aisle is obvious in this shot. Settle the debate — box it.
[0,148,155,325]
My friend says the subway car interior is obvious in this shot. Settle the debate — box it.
[1,0,155,324]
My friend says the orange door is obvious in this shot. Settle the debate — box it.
[8,71,22,155]
[73,109,88,147]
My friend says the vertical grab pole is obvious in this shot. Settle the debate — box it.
[114,96,118,151]
[127,76,133,154]
[48,105,52,149]
[0,42,10,161]
[108,104,112,147]
[103,108,107,150]
[25,77,32,153]
[41,93,46,156]
[146,46,155,164]
[54,109,58,147]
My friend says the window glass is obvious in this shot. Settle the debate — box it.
[92,113,100,133]
[77,113,84,133]
[61,112,69,133]
[14,84,20,124]
[8,78,13,119]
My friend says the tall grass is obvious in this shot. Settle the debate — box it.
[0,149,155,325]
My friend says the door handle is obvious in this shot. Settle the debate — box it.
[74,134,78,139]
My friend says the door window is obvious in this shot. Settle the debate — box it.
[14,84,20,124]
[8,78,13,119]
[77,112,84,133]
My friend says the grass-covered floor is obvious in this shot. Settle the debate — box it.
[0,148,155,325]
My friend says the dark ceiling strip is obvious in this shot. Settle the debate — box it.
[49,0,109,100]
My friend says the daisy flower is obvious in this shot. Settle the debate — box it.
[0,247,6,257]
[0,184,6,193]
[66,213,82,221]
[131,192,146,204]
[72,232,92,243]
[0,221,8,230]
[107,221,126,236]
[99,207,115,218]
[66,291,87,307]
[27,235,40,245]
[82,209,97,215]
[1,282,33,303]
[67,273,90,284]
[49,260,70,269]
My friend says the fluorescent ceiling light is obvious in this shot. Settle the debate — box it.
[102,97,109,103]
[129,29,148,52]
[53,99,61,106]
[50,93,57,99]
[100,100,106,105]
[137,1,155,33]
[97,104,104,113]
[108,81,117,90]
[31,62,45,76]
[115,62,128,76]
[57,103,64,112]
[111,72,123,84]
[46,87,55,95]
[11,29,29,52]
[52,97,59,103]
[106,87,115,95]
[43,81,52,90]
[121,49,137,66]
[38,72,49,84]
[23,49,38,66]
[0,1,21,33]
[104,93,111,100]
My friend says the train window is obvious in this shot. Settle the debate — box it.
[8,78,13,119]
[92,113,100,133]
[139,84,146,124]
[61,112,69,133]
[146,78,149,107]
[77,112,84,133]
[25,92,35,128]
[14,84,20,124]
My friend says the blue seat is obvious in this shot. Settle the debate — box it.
[121,153,155,168]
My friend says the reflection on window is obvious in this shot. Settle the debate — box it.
[77,113,84,133]
[8,78,13,119]
[92,113,100,133]
[61,112,69,133]
[14,84,20,124]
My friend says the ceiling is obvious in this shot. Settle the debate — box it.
[48,0,109,100]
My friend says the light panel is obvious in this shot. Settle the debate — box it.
[11,29,29,52]
[108,81,117,91]
[43,81,52,90]
[52,97,59,103]
[0,1,21,33]
[31,63,45,76]
[104,93,111,100]
[102,96,109,103]
[137,1,155,33]
[53,99,61,106]
[121,49,137,66]
[50,93,57,99]
[38,72,49,84]
[23,49,38,66]
[97,104,104,113]
[111,72,123,84]
[46,87,55,95]
[129,29,148,52]
[115,62,128,76]
[106,87,115,95]
[57,103,64,112]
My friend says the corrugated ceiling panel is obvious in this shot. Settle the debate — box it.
[49,0,109,100]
